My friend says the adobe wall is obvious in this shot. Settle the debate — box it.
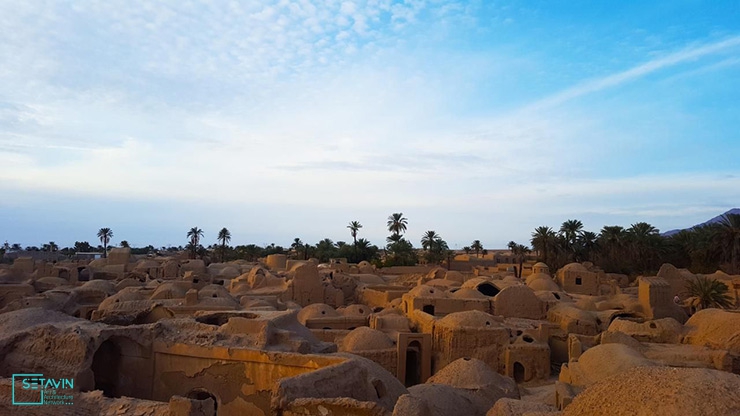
[151,342,346,416]
[432,325,510,373]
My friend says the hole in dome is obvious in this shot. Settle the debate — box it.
[523,335,534,343]
[649,322,657,329]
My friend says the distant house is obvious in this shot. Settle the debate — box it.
[75,252,104,260]
[2,250,67,262]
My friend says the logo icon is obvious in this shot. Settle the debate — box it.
[12,374,44,405]
[12,374,75,406]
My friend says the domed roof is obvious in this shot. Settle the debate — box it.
[684,308,740,354]
[150,282,188,300]
[527,276,560,292]
[341,327,394,351]
[80,279,116,294]
[437,310,500,328]
[451,288,488,299]
[217,266,241,279]
[502,276,520,284]
[572,343,657,385]
[564,367,740,416]
[339,304,372,317]
[297,303,338,324]
[428,357,516,391]
[533,262,549,269]
[199,284,233,299]
[408,284,447,298]
[561,263,588,272]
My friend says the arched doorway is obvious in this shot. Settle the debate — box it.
[513,362,525,383]
[91,340,121,397]
[405,340,422,386]
[187,389,218,413]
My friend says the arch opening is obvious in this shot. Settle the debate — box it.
[405,340,422,387]
[513,362,526,383]
[477,283,500,297]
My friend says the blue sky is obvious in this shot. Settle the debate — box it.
[1,1,739,250]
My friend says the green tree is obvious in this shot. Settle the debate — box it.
[120,240,130,248]
[531,226,556,265]
[421,230,440,252]
[387,213,408,237]
[347,221,363,246]
[470,240,483,258]
[684,276,734,310]
[508,242,531,278]
[97,227,113,258]
[714,213,740,274]
[187,227,204,259]
[217,227,231,262]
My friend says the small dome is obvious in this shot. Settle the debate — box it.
[408,284,447,298]
[150,282,188,300]
[438,310,500,328]
[80,279,117,294]
[561,263,588,272]
[527,276,560,292]
[451,288,488,299]
[564,367,740,416]
[217,266,241,279]
[339,304,372,317]
[199,284,233,299]
[341,327,394,351]
[297,303,338,324]
[429,357,516,391]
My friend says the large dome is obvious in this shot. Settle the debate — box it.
[564,366,740,416]
[341,327,394,352]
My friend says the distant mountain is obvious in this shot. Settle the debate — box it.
[662,208,740,237]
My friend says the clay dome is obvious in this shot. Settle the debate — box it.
[502,276,520,284]
[561,263,588,272]
[199,284,233,299]
[133,259,159,270]
[407,285,447,299]
[150,282,188,300]
[527,276,560,292]
[341,327,394,352]
[428,357,516,392]
[33,277,70,292]
[80,279,117,294]
[571,343,658,386]
[217,266,241,279]
[450,288,488,299]
[297,303,339,325]
[683,308,740,354]
[339,304,372,317]
[437,310,500,328]
[564,367,740,416]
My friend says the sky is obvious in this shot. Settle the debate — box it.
[1,0,739,250]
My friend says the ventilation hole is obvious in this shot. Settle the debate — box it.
[359,309,364,314]
[212,293,217,298]
[523,335,534,343]
[552,292,561,300]
[463,357,471,361]
[321,311,326,315]
[429,289,434,294]
[485,321,491,326]
[516,330,523,336]
[649,322,657,329]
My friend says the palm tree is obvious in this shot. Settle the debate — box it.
[421,231,440,251]
[531,226,556,264]
[714,213,740,274]
[559,219,583,257]
[387,213,408,236]
[386,233,403,244]
[578,231,599,261]
[463,246,471,255]
[508,242,531,278]
[187,227,204,259]
[471,240,483,258]
[684,276,734,310]
[217,227,231,262]
[120,240,130,248]
[97,228,113,258]
[48,241,58,252]
[347,221,363,246]
[628,222,660,273]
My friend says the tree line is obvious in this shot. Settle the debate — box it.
[526,214,740,276]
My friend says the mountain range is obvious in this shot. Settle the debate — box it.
[661,208,740,237]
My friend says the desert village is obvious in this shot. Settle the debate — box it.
[1,218,740,416]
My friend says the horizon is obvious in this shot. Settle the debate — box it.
[1,2,739,249]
